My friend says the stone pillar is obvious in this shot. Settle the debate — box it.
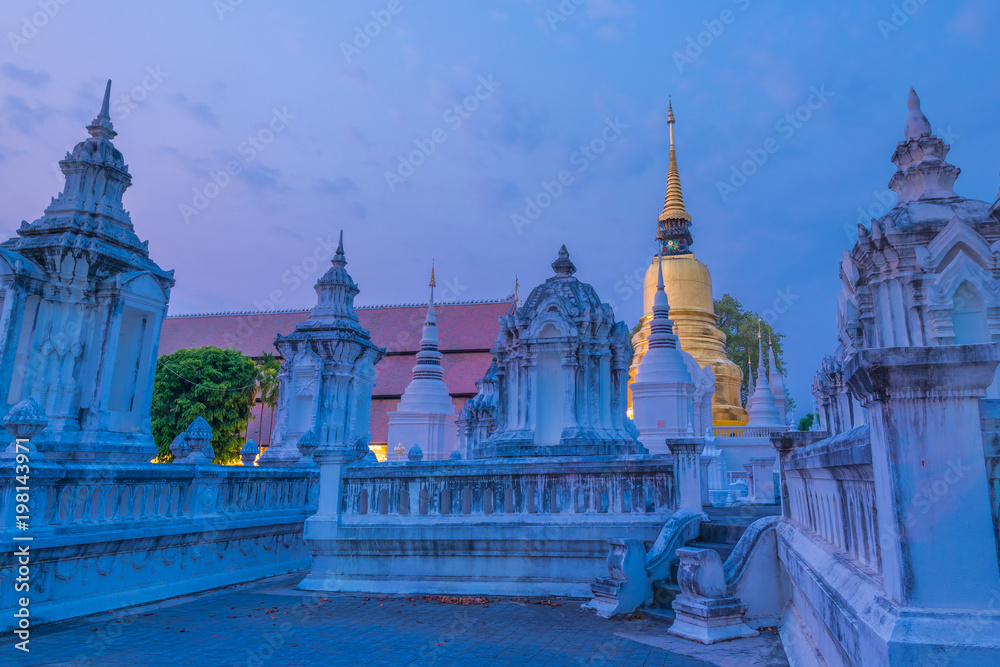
[699,455,712,507]
[845,344,1000,608]
[667,438,705,513]
[770,431,829,519]
[749,457,776,504]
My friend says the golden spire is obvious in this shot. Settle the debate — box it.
[429,260,436,288]
[513,275,519,311]
[660,99,692,223]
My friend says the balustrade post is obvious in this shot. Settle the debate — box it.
[667,438,705,513]
[845,344,1000,608]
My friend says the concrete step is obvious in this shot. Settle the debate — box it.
[640,605,676,624]
[700,520,750,545]
[652,579,681,610]
[687,540,736,563]
[590,580,619,599]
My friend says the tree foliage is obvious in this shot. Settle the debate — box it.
[151,346,259,464]
[714,293,795,412]
[249,352,281,442]
[797,413,815,431]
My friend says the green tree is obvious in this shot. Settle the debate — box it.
[249,352,281,442]
[714,293,795,412]
[151,346,259,464]
[797,413,815,431]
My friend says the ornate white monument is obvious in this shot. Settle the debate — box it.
[455,359,499,458]
[631,252,715,454]
[386,267,458,460]
[475,246,645,457]
[745,327,783,428]
[0,81,174,461]
[259,232,385,466]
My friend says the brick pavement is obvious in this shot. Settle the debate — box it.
[6,572,787,667]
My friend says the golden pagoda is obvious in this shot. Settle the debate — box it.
[628,102,748,426]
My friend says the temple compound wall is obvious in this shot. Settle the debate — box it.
[770,90,1000,665]
[299,247,714,596]
[0,83,318,632]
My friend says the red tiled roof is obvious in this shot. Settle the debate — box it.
[159,300,510,444]
[158,300,511,358]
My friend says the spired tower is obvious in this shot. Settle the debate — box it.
[386,265,459,460]
[0,81,175,461]
[629,102,748,425]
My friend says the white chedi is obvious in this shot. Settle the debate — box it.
[631,253,715,454]
[386,267,458,460]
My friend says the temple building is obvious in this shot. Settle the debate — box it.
[385,266,459,460]
[158,298,511,455]
[629,103,748,426]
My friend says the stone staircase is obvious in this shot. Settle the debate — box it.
[645,505,781,621]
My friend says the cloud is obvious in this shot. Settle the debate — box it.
[168,93,221,127]
[239,163,287,191]
[3,95,56,135]
[0,64,50,88]
[585,0,635,19]
[316,176,359,196]
[595,24,621,41]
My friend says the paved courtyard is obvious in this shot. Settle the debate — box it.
[8,572,788,667]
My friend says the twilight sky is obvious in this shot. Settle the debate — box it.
[1,0,998,416]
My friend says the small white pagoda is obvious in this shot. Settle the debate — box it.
[386,267,458,460]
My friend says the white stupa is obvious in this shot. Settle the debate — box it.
[767,339,789,425]
[631,252,715,454]
[745,323,783,428]
[385,265,458,460]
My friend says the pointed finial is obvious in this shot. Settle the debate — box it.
[429,260,436,288]
[330,229,347,268]
[513,275,519,311]
[87,79,117,141]
[904,88,932,140]
[551,244,576,276]
[656,247,665,291]
[337,229,344,255]
[660,99,691,224]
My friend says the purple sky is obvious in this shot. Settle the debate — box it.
[1,0,998,416]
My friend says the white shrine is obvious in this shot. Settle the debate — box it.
[386,267,459,460]
[259,232,385,466]
[744,327,784,428]
[0,81,174,462]
[475,246,645,457]
[631,252,715,454]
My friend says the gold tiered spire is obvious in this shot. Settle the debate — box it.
[660,100,692,223]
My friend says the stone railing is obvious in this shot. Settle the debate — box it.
[301,455,677,597]
[339,457,675,517]
[981,399,1000,541]
[0,460,319,631]
[780,426,881,575]
[713,425,790,439]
